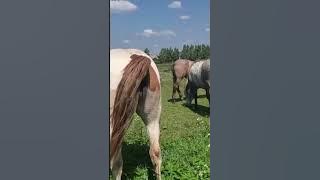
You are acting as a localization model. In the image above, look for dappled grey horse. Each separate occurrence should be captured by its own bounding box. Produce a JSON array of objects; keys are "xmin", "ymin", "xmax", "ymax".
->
[{"xmin": 185, "ymin": 59, "xmax": 210, "ymax": 108}]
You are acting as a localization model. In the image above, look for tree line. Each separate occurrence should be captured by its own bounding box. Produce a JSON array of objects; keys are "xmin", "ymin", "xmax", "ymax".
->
[{"xmin": 144, "ymin": 44, "xmax": 210, "ymax": 64}]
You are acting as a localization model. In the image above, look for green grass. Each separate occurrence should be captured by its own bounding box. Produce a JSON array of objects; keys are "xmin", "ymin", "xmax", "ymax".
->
[{"xmin": 111, "ymin": 63, "xmax": 210, "ymax": 179}]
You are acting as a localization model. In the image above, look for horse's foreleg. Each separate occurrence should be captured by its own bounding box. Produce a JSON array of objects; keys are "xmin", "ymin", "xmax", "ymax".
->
[
  {"xmin": 184, "ymin": 82, "xmax": 189, "ymax": 99},
  {"xmin": 185, "ymin": 83, "xmax": 192, "ymax": 105},
  {"xmin": 110, "ymin": 146, "xmax": 123, "ymax": 180}
]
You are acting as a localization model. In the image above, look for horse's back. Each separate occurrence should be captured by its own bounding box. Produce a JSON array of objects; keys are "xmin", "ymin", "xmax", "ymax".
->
[
  {"xmin": 201, "ymin": 59, "xmax": 210, "ymax": 87},
  {"xmin": 110, "ymin": 49, "xmax": 160, "ymax": 115},
  {"xmin": 189, "ymin": 60, "xmax": 210, "ymax": 89},
  {"xmin": 173, "ymin": 59, "xmax": 193, "ymax": 78},
  {"xmin": 110, "ymin": 49, "xmax": 160, "ymax": 89}
]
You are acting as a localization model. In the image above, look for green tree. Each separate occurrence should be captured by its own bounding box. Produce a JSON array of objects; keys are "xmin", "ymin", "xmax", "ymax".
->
[
  {"xmin": 180, "ymin": 45, "xmax": 187, "ymax": 59},
  {"xmin": 169, "ymin": 47, "xmax": 176, "ymax": 63},
  {"xmin": 144, "ymin": 48, "xmax": 150, "ymax": 55},
  {"xmin": 173, "ymin": 48, "xmax": 180, "ymax": 60},
  {"xmin": 158, "ymin": 48, "xmax": 165, "ymax": 63},
  {"xmin": 206, "ymin": 45, "xmax": 210, "ymax": 59},
  {"xmin": 155, "ymin": 44, "xmax": 210, "ymax": 64},
  {"xmin": 163, "ymin": 48, "xmax": 170, "ymax": 63},
  {"xmin": 185, "ymin": 45, "xmax": 190, "ymax": 59},
  {"xmin": 189, "ymin": 45, "xmax": 195, "ymax": 60},
  {"xmin": 153, "ymin": 57, "xmax": 159, "ymax": 64},
  {"xmin": 200, "ymin": 44, "xmax": 206, "ymax": 59},
  {"xmin": 194, "ymin": 45, "xmax": 201, "ymax": 60}
]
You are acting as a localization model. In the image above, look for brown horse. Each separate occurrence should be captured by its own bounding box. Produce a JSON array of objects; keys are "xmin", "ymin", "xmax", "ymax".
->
[
  {"xmin": 171, "ymin": 59, "xmax": 194, "ymax": 103},
  {"xmin": 110, "ymin": 49, "xmax": 162, "ymax": 180}
]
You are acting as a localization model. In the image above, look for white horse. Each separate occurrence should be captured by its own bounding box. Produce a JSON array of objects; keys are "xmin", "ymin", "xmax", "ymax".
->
[
  {"xmin": 110, "ymin": 49, "xmax": 162, "ymax": 180},
  {"xmin": 185, "ymin": 59, "xmax": 210, "ymax": 108}
]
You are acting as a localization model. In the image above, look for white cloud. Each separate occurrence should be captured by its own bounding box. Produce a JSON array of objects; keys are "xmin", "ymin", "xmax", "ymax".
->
[
  {"xmin": 110, "ymin": 0, "xmax": 137, "ymax": 14},
  {"xmin": 144, "ymin": 29, "xmax": 155, "ymax": 34},
  {"xmin": 137, "ymin": 29, "xmax": 176, "ymax": 38},
  {"xmin": 205, "ymin": 28, "xmax": 210, "ymax": 32},
  {"xmin": 179, "ymin": 15, "xmax": 190, "ymax": 20},
  {"xmin": 168, "ymin": 1, "xmax": 182, "ymax": 9},
  {"xmin": 160, "ymin": 30, "xmax": 176, "ymax": 36},
  {"xmin": 122, "ymin": 40, "xmax": 130, "ymax": 44}
]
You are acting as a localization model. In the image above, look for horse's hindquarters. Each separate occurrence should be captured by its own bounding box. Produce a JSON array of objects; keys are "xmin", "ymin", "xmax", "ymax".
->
[{"xmin": 109, "ymin": 48, "xmax": 162, "ymax": 179}]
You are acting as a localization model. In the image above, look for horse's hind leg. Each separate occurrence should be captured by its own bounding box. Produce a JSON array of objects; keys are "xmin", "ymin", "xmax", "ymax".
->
[
  {"xmin": 177, "ymin": 84, "xmax": 183, "ymax": 100},
  {"xmin": 172, "ymin": 73, "xmax": 178, "ymax": 103},
  {"xmin": 110, "ymin": 146, "xmax": 123, "ymax": 180},
  {"xmin": 172, "ymin": 83, "xmax": 177, "ymax": 103},
  {"xmin": 206, "ymin": 88, "xmax": 210, "ymax": 104},
  {"xmin": 145, "ymin": 114, "xmax": 161, "ymax": 180},
  {"xmin": 194, "ymin": 89, "xmax": 198, "ymax": 109},
  {"xmin": 172, "ymin": 78, "xmax": 182, "ymax": 103},
  {"xmin": 137, "ymin": 90, "xmax": 162, "ymax": 180}
]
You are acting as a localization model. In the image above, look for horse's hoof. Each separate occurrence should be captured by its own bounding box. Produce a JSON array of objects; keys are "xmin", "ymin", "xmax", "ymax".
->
[{"xmin": 171, "ymin": 98, "xmax": 175, "ymax": 103}]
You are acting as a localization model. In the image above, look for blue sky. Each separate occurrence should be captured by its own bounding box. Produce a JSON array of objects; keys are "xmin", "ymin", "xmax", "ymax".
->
[{"xmin": 110, "ymin": 0, "xmax": 210, "ymax": 54}]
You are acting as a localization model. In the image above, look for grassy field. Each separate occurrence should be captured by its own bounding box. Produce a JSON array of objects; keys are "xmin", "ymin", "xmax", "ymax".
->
[{"xmin": 111, "ymin": 63, "xmax": 210, "ymax": 179}]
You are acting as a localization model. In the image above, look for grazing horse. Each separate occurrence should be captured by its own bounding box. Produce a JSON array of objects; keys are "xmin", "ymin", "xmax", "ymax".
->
[
  {"xmin": 185, "ymin": 59, "xmax": 210, "ymax": 108},
  {"xmin": 171, "ymin": 59, "xmax": 194, "ymax": 103},
  {"xmin": 110, "ymin": 49, "xmax": 162, "ymax": 180}
]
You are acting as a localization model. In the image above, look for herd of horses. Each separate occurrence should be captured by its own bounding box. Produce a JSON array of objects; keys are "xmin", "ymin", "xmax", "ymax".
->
[
  {"xmin": 172, "ymin": 58, "xmax": 210, "ymax": 107},
  {"xmin": 110, "ymin": 48, "xmax": 210, "ymax": 180}
]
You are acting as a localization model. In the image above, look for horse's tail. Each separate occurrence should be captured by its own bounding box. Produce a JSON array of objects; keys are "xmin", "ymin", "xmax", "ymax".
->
[
  {"xmin": 110, "ymin": 54, "xmax": 151, "ymax": 158},
  {"xmin": 171, "ymin": 63, "xmax": 177, "ymax": 84}
]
